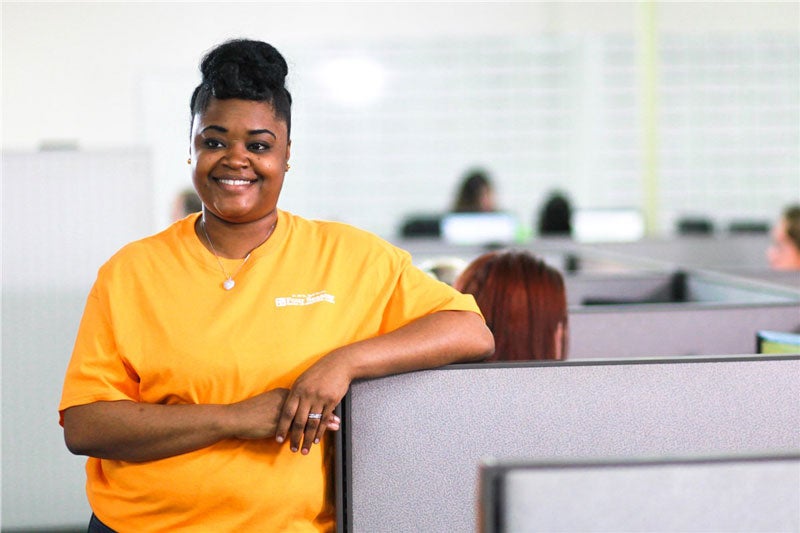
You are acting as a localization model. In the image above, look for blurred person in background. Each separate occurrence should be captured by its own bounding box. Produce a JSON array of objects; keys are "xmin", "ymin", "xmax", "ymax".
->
[
  {"xmin": 536, "ymin": 190, "xmax": 573, "ymax": 237},
  {"xmin": 452, "ymin": 168, "xmax": 497, "ymax": 213},
  {"xmin": 170, "ymin": 187, "xmax": 203, "ymax": 222},
  {"xmin": 767, "ymin": 204, "xmax": 800, "ymax": 270}
]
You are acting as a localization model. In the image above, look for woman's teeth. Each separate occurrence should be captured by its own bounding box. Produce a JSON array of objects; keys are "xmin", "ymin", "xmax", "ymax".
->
[{"xmin": 218, "ymin": 179, "xmax": 251, "ymax": 186}]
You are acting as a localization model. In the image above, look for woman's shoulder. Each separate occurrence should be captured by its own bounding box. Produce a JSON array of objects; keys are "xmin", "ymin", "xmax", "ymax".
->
[
  {"xmin": 283, "ymin": 211, "xmax": 409, "ymax": 259},
  {"xmin": 98, "ymin": 217, "xmax": 192, "ymax": 274}
]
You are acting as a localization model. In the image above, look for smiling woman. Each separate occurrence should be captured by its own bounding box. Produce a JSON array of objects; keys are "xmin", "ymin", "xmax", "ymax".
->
[{"xmin": 57, "ymin": 38, "xmax": 494, "ymax": 533}]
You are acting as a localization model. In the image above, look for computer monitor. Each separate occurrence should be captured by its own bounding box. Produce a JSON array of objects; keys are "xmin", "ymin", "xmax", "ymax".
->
[
  {"xmin": 573, "ymin": 208, "xmax": 645, "ymax": 243},
  {"xmin": 440, "ymin": 212, "xmax": 518, "ymax": 246},
  {"xmin": 757, "ymin": 330, "xmax": 800, "ymax": 354}
]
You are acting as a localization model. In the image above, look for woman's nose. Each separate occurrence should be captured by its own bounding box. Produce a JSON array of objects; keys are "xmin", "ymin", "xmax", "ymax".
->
[{"xmin": 223, "ymin": 143, "xmax": 249, "ymax": 168}]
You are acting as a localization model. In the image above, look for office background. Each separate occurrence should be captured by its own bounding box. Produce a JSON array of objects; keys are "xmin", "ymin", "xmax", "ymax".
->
[
  {"xmin": 3, "ymin": 2, "xmax": 798, "ymax": 237},
  {"xmin": 2, "ymin": 2, "xmax": 799, "ymax": 530}
]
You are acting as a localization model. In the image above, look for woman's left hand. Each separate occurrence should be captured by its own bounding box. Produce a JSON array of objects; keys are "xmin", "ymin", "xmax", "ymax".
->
[{"xmin": 275, "ymin": 351, "xmax": 353, "ymax": 454}]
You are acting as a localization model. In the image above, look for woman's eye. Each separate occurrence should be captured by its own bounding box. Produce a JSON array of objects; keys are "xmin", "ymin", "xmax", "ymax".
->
[
  {"xmin": 203, "ymin": 139, "xmax": 223, "ymax": 149},
  {"xmin": 249, "ymin": 142, "xmax": 270, "ymax": 152}
]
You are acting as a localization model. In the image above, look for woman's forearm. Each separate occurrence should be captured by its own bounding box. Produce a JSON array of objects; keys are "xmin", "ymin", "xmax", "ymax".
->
[
  {"xmin": 62, "ymin": 388, "xmax": 289, "ymax": 462},
  {"xmin": 335, "ymin": 309, "xmax": 495, "ymax": 380}
]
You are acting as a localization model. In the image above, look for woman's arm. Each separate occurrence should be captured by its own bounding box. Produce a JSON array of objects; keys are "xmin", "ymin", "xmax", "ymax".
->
[
  {"xmin": 62, "ymin": 388, "xmax": 340, "ymax": 462},
  {"xmin": 63, "ymin": 310, "xmax": 490, "ymax": 462},
  {"xmin": 275, "ymin": 310, "xmax": 494, "ymax": 454}
]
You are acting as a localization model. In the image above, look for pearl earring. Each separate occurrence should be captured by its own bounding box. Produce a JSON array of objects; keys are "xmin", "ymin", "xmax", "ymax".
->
[
  {"xmin": 187, "ymin": 158, "xmax": 191, "ymax": 165},
  {"xmin": 286, "ymin": 163, "xmax": 291, "ymax": 171}
]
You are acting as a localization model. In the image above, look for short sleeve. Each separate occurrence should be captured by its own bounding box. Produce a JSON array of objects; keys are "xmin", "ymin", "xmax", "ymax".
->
[
  {"xmin": 379, "ymin": 252, "xmax": 483, "ymax": 333},
  {"xmin": 58, "ymin": 282, "xmax": 140, "ymax": 425}
]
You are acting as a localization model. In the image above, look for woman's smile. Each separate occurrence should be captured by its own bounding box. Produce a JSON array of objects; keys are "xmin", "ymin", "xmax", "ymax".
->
[{"xmin": 214, "ymin": 176, "xmax": 259, "ymax": 189}]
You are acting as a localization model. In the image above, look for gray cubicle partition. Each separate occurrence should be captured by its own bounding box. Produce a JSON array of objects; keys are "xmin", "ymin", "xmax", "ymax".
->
[
  {"xmin": 479, "ymin": 454, "xmax": 800, "ymax": 533},
  {"xmin": 580, "ymin": 235, "xmax": 771, "ymax": 270},
  {"xmin": 399, "ymin": 238, "xmax": 667, "ymax": 277},
  {"xmin": 569, "ymin": 301, "xmax": 800, "ymax": 358},
  {"xmin": 568, "ymin": 266, "xmax": 800, "ymax": 307},
  {"xmin": 565, "ymin": 271, "xmax": 682, "ymax": 306},
  {"xmin": 568, "ymin": 270, "xmax": 800, "ymax": 358},
  {"xmin": 713, "ymin": 267, "xmax": 800, "ymax": 293},
  {"xmin": 336, "ymin": 356, "xmax": 800, "ymax": 532}
]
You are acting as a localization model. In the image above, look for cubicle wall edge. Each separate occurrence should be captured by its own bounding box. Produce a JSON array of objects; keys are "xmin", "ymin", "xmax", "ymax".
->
[{"xmin": 334, "ymin": 403, "xmax": 349, "ymax": 533}]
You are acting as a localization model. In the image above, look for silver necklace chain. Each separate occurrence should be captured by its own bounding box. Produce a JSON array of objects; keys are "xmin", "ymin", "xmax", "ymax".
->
[{"xmin": 201, "ymin": 218, "xmax": 276, "ymax": 291}]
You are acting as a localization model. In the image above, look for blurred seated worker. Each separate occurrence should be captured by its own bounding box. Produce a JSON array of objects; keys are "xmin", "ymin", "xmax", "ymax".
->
[
  {"xmin": 767, "ymin": 204, "xmax": 800, "ymax": 270},
  {"xmin": 676, "ymin": 216, "xmax": 714, "ymax": 235},
  {"xmin": 454, "ymin": 249, "xmax": 567, "ymax": 361},
  {"xmin": 727, "ymin": 219, "xmax": 769, "ymax": 234},
  {"xmin": 399, "ymin": 214, "xmax": 442, "ymax": 238},
  {"xmin": 536, "ymin": 191, "xmax": 573, "ymax": 237},
  {"xmin": 171, "ymin": 187, "xmax": 203, "ymax": 222},
  {"xmin": 452, "ymin": 168, "xmax": 497, "ymax": 213}
]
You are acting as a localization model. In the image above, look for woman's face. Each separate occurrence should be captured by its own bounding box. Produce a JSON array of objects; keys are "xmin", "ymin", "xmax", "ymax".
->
[
  {"xmin": 478, "ymin": 186, "xmax": 496, "ymax": 212},
  {"xmin": 190, "ymin": 98, "xmax": 290, "ymax": 225},
  {"xmin": 767, "ymin": 218, "xmax": 800, "ymax": 270}
]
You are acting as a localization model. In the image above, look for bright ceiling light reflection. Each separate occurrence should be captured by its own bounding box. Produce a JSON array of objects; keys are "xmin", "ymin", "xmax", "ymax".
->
[{"xmin": 318, "ymin": 56, "xmax": 386, "ymax": 107}]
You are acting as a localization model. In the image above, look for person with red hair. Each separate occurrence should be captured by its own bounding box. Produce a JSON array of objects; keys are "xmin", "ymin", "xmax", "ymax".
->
[{"xmin": 454, "ymin": 249, "xmax": 568, "ymax": 361}]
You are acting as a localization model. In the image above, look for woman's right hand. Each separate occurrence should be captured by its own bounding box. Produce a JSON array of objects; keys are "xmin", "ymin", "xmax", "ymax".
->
[{"xmin": 228, "ymin": 388, "xmax": 341, "ymax": 441}]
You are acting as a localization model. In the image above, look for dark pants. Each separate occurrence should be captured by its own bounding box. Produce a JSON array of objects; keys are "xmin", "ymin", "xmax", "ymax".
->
[{"xmin": 88, "ymin": 514, "xmax": 117, "ymax": 533}]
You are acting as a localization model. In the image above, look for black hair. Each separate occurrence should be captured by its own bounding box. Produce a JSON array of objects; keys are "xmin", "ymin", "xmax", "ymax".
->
[
  {"xmin": 537, "ymin": 191, "xmax": 573, "ymax": 236},
  {"xmin": 190, "ymin": 39, "xmax": 292, "ymax": 136},
  {"xmin": 453, "ymin": 168, "xmax": 493, "ymax": 213}
]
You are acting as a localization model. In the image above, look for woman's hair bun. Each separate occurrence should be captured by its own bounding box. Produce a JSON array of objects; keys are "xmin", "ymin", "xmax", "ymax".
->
[
  {"xmin": 200, "ymin": 39, "xmax": 288, "ymax": 98},
  {"xmin": 190, "ymin": 39, "xmax": 292, "ymax": 134}
]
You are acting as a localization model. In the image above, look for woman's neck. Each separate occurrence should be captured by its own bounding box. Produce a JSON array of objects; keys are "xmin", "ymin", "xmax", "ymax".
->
[{"xmin": 196, "ymin": 211, "xmax": 278, "ymax": 259}]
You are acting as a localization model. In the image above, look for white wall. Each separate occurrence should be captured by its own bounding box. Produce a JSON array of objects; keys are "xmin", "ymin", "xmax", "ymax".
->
[
  {"xmin": 0, "ymin": 2, "xmax": 618, "ymax": 149},
  {"xmin": 3, "ymin": 2, "xmax": 798, "ymax": 236},
  {"xmin": 3, "ymin": 2, "xmax": 795, "ymax": 150},
  {"xmin": 1, "ymin": 150, "xmax": 155, "ymax": 529}
]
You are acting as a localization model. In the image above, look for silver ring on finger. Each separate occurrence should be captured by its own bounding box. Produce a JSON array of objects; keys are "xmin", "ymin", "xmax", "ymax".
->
[{"xmin": 307, "ymin": 413, "xmax": 323, "ymax": 420}]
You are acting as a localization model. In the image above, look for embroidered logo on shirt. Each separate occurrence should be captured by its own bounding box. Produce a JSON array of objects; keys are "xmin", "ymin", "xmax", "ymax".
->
[{"xmin": 275, "ymin": 291, "xmax": 336, "ymax": 307}]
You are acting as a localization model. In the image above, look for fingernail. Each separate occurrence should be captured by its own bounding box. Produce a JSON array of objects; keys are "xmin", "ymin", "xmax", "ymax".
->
[
  {"xmin": 333, "ymin": 416, "xmax": 341, "ymax": 423},
  {"xmin": 276, "ymin": 436, "xmax": 284, "ymax": 443},
  {"xmin": 302, "ymin": 448, "xmax": 309, "ymax": 455},
  {"xmin": 314, "ymin": 438, "xmax": 320, "ymax": 444},
  {"xmin": 291, "ymin": 446, "xmax": 298, "ymax": 453}
]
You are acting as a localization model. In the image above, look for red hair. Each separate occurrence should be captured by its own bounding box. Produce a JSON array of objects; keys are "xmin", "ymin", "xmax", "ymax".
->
[{"xmin": 454, "ymin": 250, "xmax": 568, "ymax": 361}]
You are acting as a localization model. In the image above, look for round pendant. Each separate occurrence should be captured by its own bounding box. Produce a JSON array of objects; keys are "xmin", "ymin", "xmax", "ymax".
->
[{"xmin": 223, "ymin": 279, "xmax": 235, "ymax": 290}]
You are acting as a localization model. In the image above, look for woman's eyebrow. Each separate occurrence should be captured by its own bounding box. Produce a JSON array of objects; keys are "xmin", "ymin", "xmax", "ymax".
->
[
  {"xmin": 200, "ymin": 125, "xmax": 227, "ymax": 134},
  {"xmin": 249, "ymin": 128, "xmax": 276, "ymax": 139},
  {"xmin": 199, "ymin": 125, "xmax": 276, "ymax": 139}
]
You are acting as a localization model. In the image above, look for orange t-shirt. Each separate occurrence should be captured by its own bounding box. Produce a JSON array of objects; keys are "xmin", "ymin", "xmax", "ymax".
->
[{"xmin": 59, "ymin": 210, "xmax": 481, "ymax": 532}]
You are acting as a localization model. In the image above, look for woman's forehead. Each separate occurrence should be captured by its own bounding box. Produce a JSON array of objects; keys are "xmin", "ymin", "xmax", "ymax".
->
[{"xmin": 194, "ymin": 98, "xmax": 284, "ymax": 130}]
